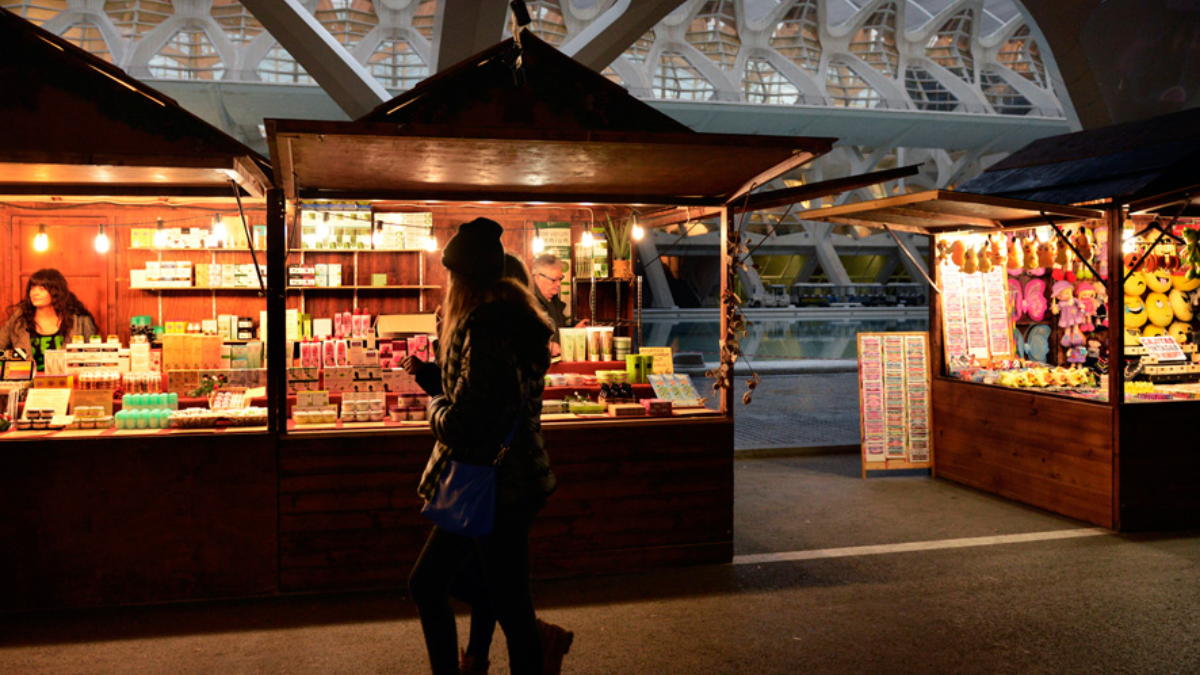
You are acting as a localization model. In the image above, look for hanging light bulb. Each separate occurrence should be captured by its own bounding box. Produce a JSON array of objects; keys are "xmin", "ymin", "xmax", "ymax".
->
[
  {"xmin": 372, "ymin": 221, "xmax": 384, "ymax": 249},
  {"xmin": 154, "ymin": 217, "xmax": 167, "ymax": 248},
  {"xmin": 94, "ymin": 224, "xmax": 110, "ymax": 253},
  {"xmin": 425, "ymin": 234, "xmax": 438, "ymax": 252},
  {"xmin": 532, "ymin": 236, "xmax": 545, "ymax": 254},
  {"xmin": 33, "ymin": 224, "xmax": 49, "ymax": 252},
  {"xmin": 581, "ymin": 231, "xmax": 594, "ymax": 248},
  {"xmin": 316, "ymin": 212, "xmax": 330, "ymax": 241},
  {"xmin": 631, "ymin": 223, "xmax": 644, "ymax": 241},
  {"xmin": 212, "ymin": 214, "xmax": 227, "ymax": 244}
]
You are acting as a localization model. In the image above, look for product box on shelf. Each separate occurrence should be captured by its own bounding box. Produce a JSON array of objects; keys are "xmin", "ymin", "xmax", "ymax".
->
[
  {"xmin": 381, "ymin": 367, "xmax": 420, "ymax": 393},
  {"xmin": 322, "ymin": 366, "xmax": 354, "ymax": 392},
  {"xmin": 287, "ymin": 367, "xmax": 321, "ymax": 395},
  {"xmin": 349, "ymin": 366, "xmax": 384, "ymax": 392}
]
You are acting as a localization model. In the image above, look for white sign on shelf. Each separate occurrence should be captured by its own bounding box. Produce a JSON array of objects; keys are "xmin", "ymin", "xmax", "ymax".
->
[{"xmin": 1140, "ymin": 335, "xmax": 1187, "ymax": 362}]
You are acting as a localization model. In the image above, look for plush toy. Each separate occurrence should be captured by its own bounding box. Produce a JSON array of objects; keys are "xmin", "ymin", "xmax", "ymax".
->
[
  {"xmin": 1183, "ymin": 228, "xmax": 1200, "ymax": 280},
  {"xmin": 1124, "ymin": 271, "xmax": 1147, "ymax": 296},
  {"xmin": 1169, "ymin": 321, "xmax": 1194, "ymax": 345},
  {"xmin": 1146, "ymin": 291, "xmax": 1174, "ymax": 327},
  {"xmin": 1095, "ymin": 226, "xmax": 1109, "ymax": 279},
  {"xmin": 977, "ymin": 244, "xmax": 993, "ymax": 274},
  {"xmin": 1051, "ymin": 280, "xmax": 1085, "ymax": 346},
  {"xmin": 988, "ymin": 235, "xmax": 1006, "ymax": 267},
  {"xmin": 1075, "ymin": 281, "xmax": 1101, "ymax": 332},
  {"xmin": 1145, "ymin": 270, "xmax": 1172, "ymax": 293},
  {"xmin": 951, "ymin": 239, "xmax": 966, "ymax": 268},
  {"xmin": 1169, "ymin": 287, "xmax": 1193, "ymax": 322},
  {"xmin": 1037, "ymin": 240, "xmax": 1055, "ymax": 269},
  {"xmin": 936, "ymin": 239, "xmax": 952, "ymax": 266},
  {"xmin": 962, "ymin": 246, "xmax": 979, "ymax": 274},
  {"xmin": 1125, "ymin": 295, "xmax": 1148, "ymax": 329},
  {"xmin": 1007, "ymin": 236, "xmax": 1023, "ymax": 274},
  {"xmin": 1055, "ymin": 236, "xmax": 1072, "ymax": 268},
  {"xmin": 1066, "ymin": 345, "xmax": 1088, "ymax": 364},
  {"xmin": 1023, "ymin": 237, "xmax": 1039, "ymax": 272}
]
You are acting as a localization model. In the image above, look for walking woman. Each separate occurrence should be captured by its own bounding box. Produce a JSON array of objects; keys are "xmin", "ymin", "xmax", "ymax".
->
[
  {"xmin": 0, "ymin": 268, "xmax": 97, "ymax": 371},
  {"xmin": 410, "ymin": 218, "xmax": 562, "ymax": 675}
]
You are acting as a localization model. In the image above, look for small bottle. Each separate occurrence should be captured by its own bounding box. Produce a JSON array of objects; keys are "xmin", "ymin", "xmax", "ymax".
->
[
  {"xmin": 341, "ymin": 308, "xmax": 353, "ymax": 337},
  {"xmin": 598, "ymin": 383, "xmax": 611, "ymax": 403}
]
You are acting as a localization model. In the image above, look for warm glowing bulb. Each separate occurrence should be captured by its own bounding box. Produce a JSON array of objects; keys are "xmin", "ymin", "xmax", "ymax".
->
[
  {"xmin": 631, "ymin": 224, "xmax": 644, "ymax": 241},
  {"xmin": 212, "ymin": 216, "xmax": 227, "ymax": 242},
  {"xmin": 373, "ymin": 227, "xmax": 384, "ymax": 249},
  {"xmin": 33, "ymin": 225, "xmax": 48, "ymax": 252},
  {"xmin": 532, "ymin": 236, "xmax": 545, "ymax": 254},
  {"xmin": 94, "ymin": 225, "xmax": 110, "ymax": 253},
  {"xmin": 425, "ymin": 235, "xmax": 438, "ymax": 252},
  {"xmin": 317, "ymin": 214, "xmax": 330, "ymax": 240},
  {"xmin": 581, "ymin": 231, "xmax": 594, "ymax": 247},
  {"xmin": 154, "ymin": 228, "xmax": 167, "ymax": 248}
]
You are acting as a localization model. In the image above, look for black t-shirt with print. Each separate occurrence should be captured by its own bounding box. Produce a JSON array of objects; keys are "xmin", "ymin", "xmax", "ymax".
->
[{"xmin": 31, "ymin": 329, "xmax": 63, "ymax": 371}]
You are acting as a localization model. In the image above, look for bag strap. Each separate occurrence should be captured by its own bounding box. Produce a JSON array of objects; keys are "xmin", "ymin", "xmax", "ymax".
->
[{"xmin": 494, "ymin": 385, "xmax": 530, "ymax": 466}]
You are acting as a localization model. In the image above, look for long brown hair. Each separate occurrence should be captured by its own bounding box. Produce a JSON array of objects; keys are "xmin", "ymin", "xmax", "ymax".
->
[
  {"xmin": 12, "ymin": 268, "xmax": 93, "ymax": 336},
  {"xmin": 438, "ymin": 269, "xmax": 550, "ymax": 362}
]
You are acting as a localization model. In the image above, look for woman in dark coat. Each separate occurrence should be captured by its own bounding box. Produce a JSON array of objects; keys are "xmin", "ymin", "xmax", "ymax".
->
[
  {"xmin": 409, "ymin": 218, "xmax": 559, "ymax": 675},
  {"xmin": 0, "ymin": 268, "xmax": 97, "ymax": 371}
]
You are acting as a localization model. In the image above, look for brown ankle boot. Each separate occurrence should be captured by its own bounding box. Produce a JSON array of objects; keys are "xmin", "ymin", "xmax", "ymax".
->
[
  {"xmin": 459, "ymin": 649, "xmax": 489, "ymax": 675},
  {"xmin": 537, "ymin": 618, "xmax": 574, "ymax": 675}
]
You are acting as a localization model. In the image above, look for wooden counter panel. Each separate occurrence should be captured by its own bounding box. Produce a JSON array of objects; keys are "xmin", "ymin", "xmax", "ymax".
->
[
  {"xmin": 1117, "ymin": 401, "xmax": 1200, "ymax": 531},
  {"xmin": 0, "ymin": 434, "xmax": 277, "ymax": 611},
  {"xmin": 933, "ymin": 379, "xmax": 1114, "ymax": 528},
  {"xmin": 277, "ymin": 417, "xmax": 733, "ymax": 592}
]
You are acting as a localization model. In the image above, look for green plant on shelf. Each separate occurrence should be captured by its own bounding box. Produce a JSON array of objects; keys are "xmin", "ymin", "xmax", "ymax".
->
[{"xmin": 603, "ymin": 214, "xmax": 633, "ymax": 261}]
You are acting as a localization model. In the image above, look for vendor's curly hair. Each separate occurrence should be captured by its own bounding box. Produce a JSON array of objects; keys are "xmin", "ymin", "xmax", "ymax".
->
[{"xmin": 12, "ymin": 268, "xmax": 94, "ymax": 336}]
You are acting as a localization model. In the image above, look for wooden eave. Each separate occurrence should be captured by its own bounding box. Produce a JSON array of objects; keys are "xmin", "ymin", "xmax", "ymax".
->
[
  {"xmin": 267, "ymin": 119, "xmax": 833, "ymax": 206},
  {"xmin": 794, "ymin": 190, "xmax": 1105, "ymax": 235}
]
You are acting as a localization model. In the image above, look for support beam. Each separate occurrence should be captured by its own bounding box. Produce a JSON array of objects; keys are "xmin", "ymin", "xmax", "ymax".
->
[
  {"xmin": 890, "ymin": 231, "xmax": 932, "ymax": 288},
  {"xmin": 433, "ymin": 0, "xmax": 510, "ymax": 73},
  {"xmin": 806, "ymin": 223, "xmax": 853, "ymax": 286},
  {"xmin": 795, "ymin": 254, "xmax": 820, "ymax": 283},
  {"xmin": 636, "ymin": 234, "xmax": 677, "ymax": 309},
  {"xmin": 874, "ymin": 253, "xmax": 901, "ymax": 284},
  {"xmin": 241, "ymin": 0, "xmax": 389, "ymax": 119},
  {"xmin": 562, "ymin": 0, "xmax": 684, "ymax": 72}
]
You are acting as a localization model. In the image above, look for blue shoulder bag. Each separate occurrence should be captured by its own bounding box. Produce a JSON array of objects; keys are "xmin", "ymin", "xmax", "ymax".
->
[{"xmin": 421, "ymin": 396, "xmax": 526, "ymax": 537}]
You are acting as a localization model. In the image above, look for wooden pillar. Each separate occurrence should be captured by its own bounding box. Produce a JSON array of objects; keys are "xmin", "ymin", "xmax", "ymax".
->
[{"xmin": 267, "ymin": 187, "xmax": 287, "ymax": 434}]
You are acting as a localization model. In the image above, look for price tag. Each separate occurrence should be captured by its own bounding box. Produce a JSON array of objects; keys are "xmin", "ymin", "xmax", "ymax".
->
[{"xmin": 1140, "ymin": 335, "xmax": 1187, "ymax": 362}]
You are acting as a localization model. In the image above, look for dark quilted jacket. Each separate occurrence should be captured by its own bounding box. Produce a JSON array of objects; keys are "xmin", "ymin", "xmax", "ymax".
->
[{"xmin": 419, "ymin": 283, "xmax": 556, "ymax": 507}]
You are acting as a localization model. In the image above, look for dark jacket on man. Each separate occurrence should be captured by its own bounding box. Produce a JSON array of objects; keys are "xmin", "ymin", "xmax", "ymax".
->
[{"xmin": 534, "ymin": 287, "xmax": 570, "ymax": 341}]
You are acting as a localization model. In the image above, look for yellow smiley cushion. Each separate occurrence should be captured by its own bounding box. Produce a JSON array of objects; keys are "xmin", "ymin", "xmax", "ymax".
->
[
  {"xmin": 1124, "ymin": 271, "xmax": 1147, "ymax": 296},
  {"xmin": 1143, "ymin": 325, "xmax": 1166, "ymax": 337},
  {"xmin": 1125, "ymin": 294, "xmax": 1148, "ymax": 328},
  {"xmin": 1146, "ymin": 291, "xmax": 1174, "ymax": 327},
  {"xmin": 1124, "ymin": 327, "xmax": 1143, "ymax": 346},
  {"xmin": 1169, "ymin": 288, "xmax": 1193, "ymax": 322},
  {"xmin": 1173, "ymin": 273, "xmax": 1200, "ymax": 291},
  {"xmin": 1169, "ymin": 321, "xmax": 1194, "ymax": 344},
  {"xmin": 1145, "ymin": 270, "xmax": 1173, "ymax": 293}
]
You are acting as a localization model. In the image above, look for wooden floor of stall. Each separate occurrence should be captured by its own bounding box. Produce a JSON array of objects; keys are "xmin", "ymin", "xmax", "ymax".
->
[{"xmin": 0, "ymin": 416, "xmax": 732, "ymax": 611}]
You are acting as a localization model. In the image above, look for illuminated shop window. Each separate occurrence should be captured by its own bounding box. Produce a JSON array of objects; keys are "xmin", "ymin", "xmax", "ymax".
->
[
  {"xmin": 526, "ymin": 0, "xmax": 568, "ymax": 46},
  {"xmin": 368, "ymin": 38, "xmax": 429, "ymax": 91},
  {"xmin": 997, "ymin": 24, "xmax": 1046, "ymax": 87},
  {"xmin": 743, "ymin": 57, "xmax": 799, "ymax": 104},
  {"xmin": 981, "ymin": 69, "xmax": 1032, "ymax": 115},
  {"xmin": 149, "ymin": 27, "xmax": 225, "ymax": 81},
  {"xmin": 686, "ymin": 0, "xmax": 740, "ymax": 69},
  {"xmin": 769, "ymin": 0, "xmax": 821, "ymax": 75},
  {"xmin": 623, "ymin": 29, "xmax": 654, "ymax": 64},
  {"xmin": 653, "ymin": 50, "xmax": 715, "ymax": 101},
  {"xmin": 1, "ymin": 0, "xmax": 66, "ymax": 24},
  {"xmin": 849, "ymin": 2, "xmax": 898, "ymax": 78},
  {"xmin": 315, "ymin": 0, "xmax": 378, "ymax": 48},
  {"xmin": 105, "ymin": 0, "xmax": 172, "ymax": 40},
  {"xmin": 926, "ymin": 9, "xmax": 974, "ymax": 83},
  {"xmin": 905, "ymin": 65, "xmax": 958, "ymax": 112},
  {"xmin": 61, "ymin": 20, "xmax": 112, "ymax": 63},
  {"xmin": 212, "ymin": 0, "xmax": 263, "ymax": 44},
  {"xmin": 413, "ymin": 0, "xmax": 436, "ymax": 39},
  {"xmin": 257, "ymin": 43, "xmax": 314, "ymax": 84},
  {"xmin": 826, "ymin": 60, "xmax": 883, "ymax": 108}
]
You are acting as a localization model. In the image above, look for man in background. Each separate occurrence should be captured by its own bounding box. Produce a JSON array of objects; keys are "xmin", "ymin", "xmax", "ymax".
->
[{"xmin": 531, "ymin": 254, "xmax": 587, "ymax": 356}]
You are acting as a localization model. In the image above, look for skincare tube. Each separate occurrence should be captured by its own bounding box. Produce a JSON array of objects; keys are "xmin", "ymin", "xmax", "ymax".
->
[
  {"xmin": 558, "ymin": 328, "xmax": 576, "ymax": 361},
  {"xmin": 586, "ymin": 327, "xmax": 603, "ymax": 362},
  {"xmin": 599, "ymin": 327, "xmax": 614, "ymax": 361}
]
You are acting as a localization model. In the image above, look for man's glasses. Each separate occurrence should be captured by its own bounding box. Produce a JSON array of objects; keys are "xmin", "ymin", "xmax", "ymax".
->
[{"xmin": 537, "ymin": 273, "xmax": 564, "ymax": 284}]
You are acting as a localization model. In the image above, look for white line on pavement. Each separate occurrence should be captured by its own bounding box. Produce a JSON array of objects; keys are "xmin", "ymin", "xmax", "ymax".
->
[{"xmin": 733, "ymin": 528, "xmax": 1111, "ymax": 566}]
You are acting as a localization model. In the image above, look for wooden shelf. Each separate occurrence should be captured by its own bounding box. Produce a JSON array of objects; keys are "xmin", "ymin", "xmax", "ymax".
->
[
  {"xmin": 287, "ymin": 248, "xmax": 427, "ymax": 254},
  {"xmin": 131, "ymin": 285, "xmax": 263, "ymax": 291},
  {"xmin": 129, "ymin": 248, "xmax": 261, "ymax": 253}
]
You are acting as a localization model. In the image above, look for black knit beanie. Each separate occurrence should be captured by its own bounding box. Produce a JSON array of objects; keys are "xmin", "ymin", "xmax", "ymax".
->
[{"xmin": 441, "ymin": 217, "xmax": 505, "ymax": 282}]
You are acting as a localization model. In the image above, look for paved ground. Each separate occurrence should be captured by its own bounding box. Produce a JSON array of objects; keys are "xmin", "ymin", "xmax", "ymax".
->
[{"xmin": 4, "ymin": 453, "xmax": 1199, "ymax": 675}]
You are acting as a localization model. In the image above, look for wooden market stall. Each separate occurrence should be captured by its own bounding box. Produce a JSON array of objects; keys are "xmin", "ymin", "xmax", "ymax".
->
[
  {"xmin": 798, "ymin": 108, "xmax": 1200, "ymax": 531},
  {"xmin": 263, "ymin": 32, "xmax": 835, "ymax": 593},
  {"xmin": 0, "ymin": 9, "xmax": 279, "ymax": 611}
]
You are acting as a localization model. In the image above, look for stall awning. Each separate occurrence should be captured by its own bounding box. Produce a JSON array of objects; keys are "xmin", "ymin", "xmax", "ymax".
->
[
  {"xmin": 794, "ymin": 189, "xmax": 1105, "ymax": 235},
  {"xmin": 268, "ymin": 120, "xmax": 832, "ymax": 206},
  {"xmin": 0, "ymin": 9, "xmax": 270, "ymax": 198}
]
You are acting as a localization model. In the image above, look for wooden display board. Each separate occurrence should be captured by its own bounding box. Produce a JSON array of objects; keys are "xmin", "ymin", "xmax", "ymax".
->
[{"xmin": 857, "ymin": 332, "xmax": 933, "ymax": 477}]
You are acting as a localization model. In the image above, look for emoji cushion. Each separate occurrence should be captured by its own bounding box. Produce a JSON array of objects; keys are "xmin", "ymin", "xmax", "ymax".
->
[
  {"xmin": 1125, "ymin": 294, "xmax": 1148, "ymax": 328},
  {"xmin": 1124, "ymin": 271, "xmax": 1147, "ymax": 296},
  {"xmin": 1146, "ymin": 291, "xmax": 1174, "ymax": 327},
  {"xmin": 1172, "ymin": 274, "xmax": 1200, "ymax": 291},
  {"xmin": 1145, "ymin": 270, "xmax": 1172, "ymax": 293},
  {"xmin": 1169, "ymin": 321, "xmax": 1194, "ymax": 344},
  {"xmin": 1169, "ymin": 288, "xmax": 1193, "ymax": 322}
]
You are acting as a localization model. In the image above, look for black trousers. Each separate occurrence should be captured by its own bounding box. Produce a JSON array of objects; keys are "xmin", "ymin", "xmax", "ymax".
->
[{"xmin": 409, "ymin": 501, "xmax": 543, "ymax": 675}]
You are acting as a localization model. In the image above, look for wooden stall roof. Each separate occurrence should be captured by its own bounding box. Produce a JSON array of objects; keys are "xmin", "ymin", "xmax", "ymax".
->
[
  {"xmin": 0, "ymin": 8, "xmax": 270, "ymax": 198},
  {"xmin": 793, "ymin": 189, "xmax": 1104, "ymax": 234},
  {"xmin": 957, "ymin": 108, "xmax": 1200, "ymax": 210},
  {"xmin": 269, "ymin": 120, "xmax": 830, "ymax": 205},
  {"xmin": 268, "ymin": 31, "xmax": 833, "ymax": 205}
]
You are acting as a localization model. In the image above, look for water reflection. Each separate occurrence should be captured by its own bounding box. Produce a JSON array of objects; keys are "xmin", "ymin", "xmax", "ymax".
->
[{"xmin": 643, "ymin": 316, "xmax": 930, "ymax": 361}]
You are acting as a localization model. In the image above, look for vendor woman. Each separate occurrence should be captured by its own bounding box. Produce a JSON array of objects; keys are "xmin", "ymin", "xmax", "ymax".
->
[{"xmin": 0, "ymin": 269, "xmax": 97, "ymax": 371}]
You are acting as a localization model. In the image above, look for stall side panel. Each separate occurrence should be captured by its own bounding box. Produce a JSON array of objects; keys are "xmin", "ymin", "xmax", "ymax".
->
[
  {"xmin": 1117, "ymin": 401, "xmax": 1200, "ymax": 531},
  {"xmin": 933, "ymin": 378, "xmax": 1114, "ymax": 528}
]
